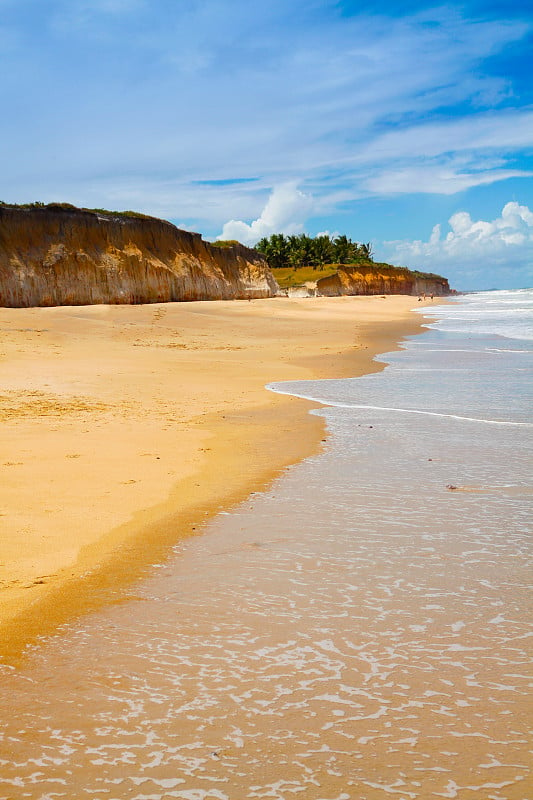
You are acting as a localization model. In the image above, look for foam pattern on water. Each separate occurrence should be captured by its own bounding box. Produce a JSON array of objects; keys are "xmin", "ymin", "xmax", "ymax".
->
[
  {"xmin": 269, "ymin": 289, "xmax": 532, "ymax": 427},
  {"xmin": 420, "ymin": 289, "xmax": 533, "ymax": 342},
  {"xmin": 1, "ymin": 420, "xmax": 531, "ymax": 798},
  {"xmin": 0, "ymin": 292, "xmax": 531, "ymax": 799}
]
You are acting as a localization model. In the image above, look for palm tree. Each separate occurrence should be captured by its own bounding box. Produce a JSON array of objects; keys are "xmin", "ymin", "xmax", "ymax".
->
[
  {"xmin": 313, "ymin": 235, "xmax": 335, "ymax": 267},
  {"xmin": 333, "ymin": 234, "xmax": 351, "ymax": 264},
  {"xmin": 256, "ymin": 234, "xmax": 289, "ymax": 269},
  {"xmin": 360, "ymin": 241, "xmax": 374, "ymax": 260}
]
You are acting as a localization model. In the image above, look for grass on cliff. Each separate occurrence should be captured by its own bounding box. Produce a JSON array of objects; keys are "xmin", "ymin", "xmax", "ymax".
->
[
  {"xmin": 272, "ymin": 262, "xmax": 402, "ymax": 289},
  {"xmin": 0, "ymin": 201, "xmax": 159, "ymax": 221},
  {"xmin": 272, "ymin": 262, "xmax": 447, "ymax": 289},
  {"xmin": 210, "ymin": 239, "xmax": 241, "ymax": 249},
  {"xmin": 272, "ymin": 265, "xmax": 340, "ymax": 288}
]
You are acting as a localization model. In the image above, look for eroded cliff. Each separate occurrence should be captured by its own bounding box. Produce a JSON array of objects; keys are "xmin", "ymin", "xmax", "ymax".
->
[
  {"xmin": 315, "ymin": 263, "xmax": 450, "ymax": 297},
  {"xmin": 0, "ymin": 204, "xmax": 278, "ymax": 307}
]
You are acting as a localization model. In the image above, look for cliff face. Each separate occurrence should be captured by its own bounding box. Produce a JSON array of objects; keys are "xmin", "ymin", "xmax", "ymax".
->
[
  {"xmin": 0, "ymin": 205, "xmax": 279, "ymax": 307},
  {"xmin": 315, "ymin": 264, "xmax": 450, "ymax": 297}
]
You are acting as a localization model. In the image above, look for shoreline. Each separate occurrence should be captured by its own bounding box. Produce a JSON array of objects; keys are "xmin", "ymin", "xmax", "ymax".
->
[{"xmin": 0, "ymin": 295, "xmax": 435, "ymax": 662}]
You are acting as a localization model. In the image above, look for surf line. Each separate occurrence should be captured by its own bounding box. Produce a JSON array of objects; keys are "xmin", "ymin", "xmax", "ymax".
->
[{"xmin": 266, "ymin": 385, "xmax": 532, "ymax": 427}]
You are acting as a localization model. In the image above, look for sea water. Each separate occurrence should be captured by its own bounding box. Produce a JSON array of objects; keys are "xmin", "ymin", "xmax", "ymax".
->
[{"xmin": 0, "ymin": 290, "xmax": 531, "ymax": 799}]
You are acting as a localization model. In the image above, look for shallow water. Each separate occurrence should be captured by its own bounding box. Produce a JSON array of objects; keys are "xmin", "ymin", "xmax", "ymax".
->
[{"xmin": 0, "ymin": 291, "xmax": 531, "ymax": 799}]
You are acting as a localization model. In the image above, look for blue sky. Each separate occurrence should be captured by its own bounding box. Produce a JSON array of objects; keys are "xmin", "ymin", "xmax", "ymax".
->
[{"xmin": 1, "ymin": 0, "xmax": 532, "ymax": 289}]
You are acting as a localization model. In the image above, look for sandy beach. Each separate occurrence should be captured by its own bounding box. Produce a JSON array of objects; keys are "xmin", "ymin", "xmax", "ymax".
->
[
  {"xmin": 1, "ymin": 292, "xmax": 531, "ymax": 800},
  {"xmin": 0, "ymin": 295, "xmax": 431, "ymax": 661}
]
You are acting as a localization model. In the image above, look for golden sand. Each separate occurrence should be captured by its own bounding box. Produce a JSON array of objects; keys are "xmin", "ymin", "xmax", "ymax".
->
[{"xmin": 0, "ymin": 295, "xmax": 432, "ymax": 660}]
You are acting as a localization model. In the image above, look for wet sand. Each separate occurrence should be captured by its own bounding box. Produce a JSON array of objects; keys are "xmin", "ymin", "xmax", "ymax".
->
[
  {"xmin": 0, "ymin": 295, "xmax": 429, "ymax": 661},
  {"xmin": 0, "ymin": 310, "xmax": 530, "ymax": 799}
]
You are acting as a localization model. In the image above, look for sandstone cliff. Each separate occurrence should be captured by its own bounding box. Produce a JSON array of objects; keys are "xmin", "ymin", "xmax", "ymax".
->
[
  {"xmin": 0, "ymin": 204, "xmax": 278, "ymax": 307},
  {"xmin": 315, "ymin": 263, "xmax": 450, "ymax": 297}
]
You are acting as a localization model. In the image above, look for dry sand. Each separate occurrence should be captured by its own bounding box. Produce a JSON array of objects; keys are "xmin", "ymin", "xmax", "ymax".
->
[{"xmin": 0, "ymin": 295, "xmax": 432, "ymax": 660}]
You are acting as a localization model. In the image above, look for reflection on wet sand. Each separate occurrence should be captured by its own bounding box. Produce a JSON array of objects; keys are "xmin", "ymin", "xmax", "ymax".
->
[{"xmin": 0, "ymin": 405, "xmax": 530, "ymax": 799}]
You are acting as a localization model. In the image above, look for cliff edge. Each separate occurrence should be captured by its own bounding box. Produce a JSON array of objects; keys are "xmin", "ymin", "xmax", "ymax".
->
[
  {"xmin": 315, "ymin": 263, "xmax": 450, "ymax": 297},
  {"xmin": 0, "ymin": 204, "xmax": 279, "ymax": 307}
]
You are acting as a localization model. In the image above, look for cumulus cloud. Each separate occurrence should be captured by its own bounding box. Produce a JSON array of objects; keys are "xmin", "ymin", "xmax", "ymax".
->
[
  {"xmin": 383, "ymin": 202, "xmax": 533, "ymax": 290},
  {"xmin": 217, "ymin": 183, "xmax": 314, "ymax": 245}
]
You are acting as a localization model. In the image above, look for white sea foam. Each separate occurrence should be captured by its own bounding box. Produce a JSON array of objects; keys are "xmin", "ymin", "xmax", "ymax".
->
[
  {"xmin": 268, "ymin": 387, "xmax": 533, "ymax": 426},
  {"xmin": 418, "ymin": 288, "xmax": 533, "ymax": 340},
  {"xmin": 269, "ymin": 290, "xmax": 532, "ymax": 437},
  {"xmin": 0, "ymin": 289, "xmax": 531, "ymax": 800}
]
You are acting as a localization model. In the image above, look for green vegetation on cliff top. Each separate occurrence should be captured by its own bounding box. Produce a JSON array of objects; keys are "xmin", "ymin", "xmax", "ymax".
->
[
  {"xmin": 255, "ymin": 232, "xmax": 374, "ymax": 269},
  {"xmin": 271, "ymin": 265, "xmax": 340, "ymax": 288},
  {"xmin": 0, "ymin": 201, "xmax": 160, "ymax": 222},
  {"xmin": 255, "ymin": 233, "xmax": 447, "ymax": 285},
  {"xmin": 210, "ymin": 239, "xmax": 242, "ymax": 248},
  {"xmin": 273, "ymin": 264, "xmax": 447, "ymax": 289}
]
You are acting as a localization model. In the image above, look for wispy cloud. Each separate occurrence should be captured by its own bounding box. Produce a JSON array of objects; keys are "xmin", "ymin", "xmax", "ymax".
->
[
  {"xmin": 2, "ymin": 5, "xmax": 530, "ymax": 191},
  {"xmin": 356, "ymin": 110, "xmax": 533, "ymax": 167},
  {"xmin": 0, "ymin": 1, "xmax": 531, "ymax": 287},
  {"xmin": 364, "ymin": 164, "xmax": 531, "ymax": 196}
]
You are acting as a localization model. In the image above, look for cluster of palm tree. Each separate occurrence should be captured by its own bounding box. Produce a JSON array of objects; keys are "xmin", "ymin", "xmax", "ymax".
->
[{"xmin": 255, "ymin": 233, "xmax": 373, "ymax": 269}]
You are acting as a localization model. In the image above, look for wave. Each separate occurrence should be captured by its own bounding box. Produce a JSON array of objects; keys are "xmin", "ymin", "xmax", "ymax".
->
[
  {"xmin": 418, "ymin": 289, "xmax": 533, "ymax": 342},
  {"xmin": 267, "ymin": 385, "xmax": 532, "ymax": 426}
]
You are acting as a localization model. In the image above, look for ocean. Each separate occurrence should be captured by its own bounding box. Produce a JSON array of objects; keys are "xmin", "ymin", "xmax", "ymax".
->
[{"xmin": 0, "ymin": 290, "xmax": 531, "ymax": 799}]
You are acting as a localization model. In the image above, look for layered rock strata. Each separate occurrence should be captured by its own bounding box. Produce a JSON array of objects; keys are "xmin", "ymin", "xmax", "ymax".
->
[
  {"xmin": 0, "ymin": 205, "xmax": 278, "ymax": 307},
  {"xmin": 316, "ymin": 264, "xmax": 450, "ymax": 297}
]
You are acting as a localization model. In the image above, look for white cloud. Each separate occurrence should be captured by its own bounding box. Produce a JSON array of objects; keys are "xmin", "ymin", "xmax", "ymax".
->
[
  {"xmin": 316, "ymin": 229, "xmax": 340, "ymax": 239},
  {"xmin": 383, "ymin": 202, "xmax": 533, "ymax": 290},
  {"xmin": 2, "ymin": 0, "xmax": 532, "ymax": 298},
  {"xmin": 356, "ymin": 110, "xmax": 533, "ymax": 167},
  {"xmin": 2, "ymin": 3, "xmax": 531, "ymax": 219},
  {"xmin": 217, "ymin": 183, "xmax": 314, "ymax": 245},
  {"xmin": 364, "ymin": 163, "xmax": 531, "ymax": 196}
]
